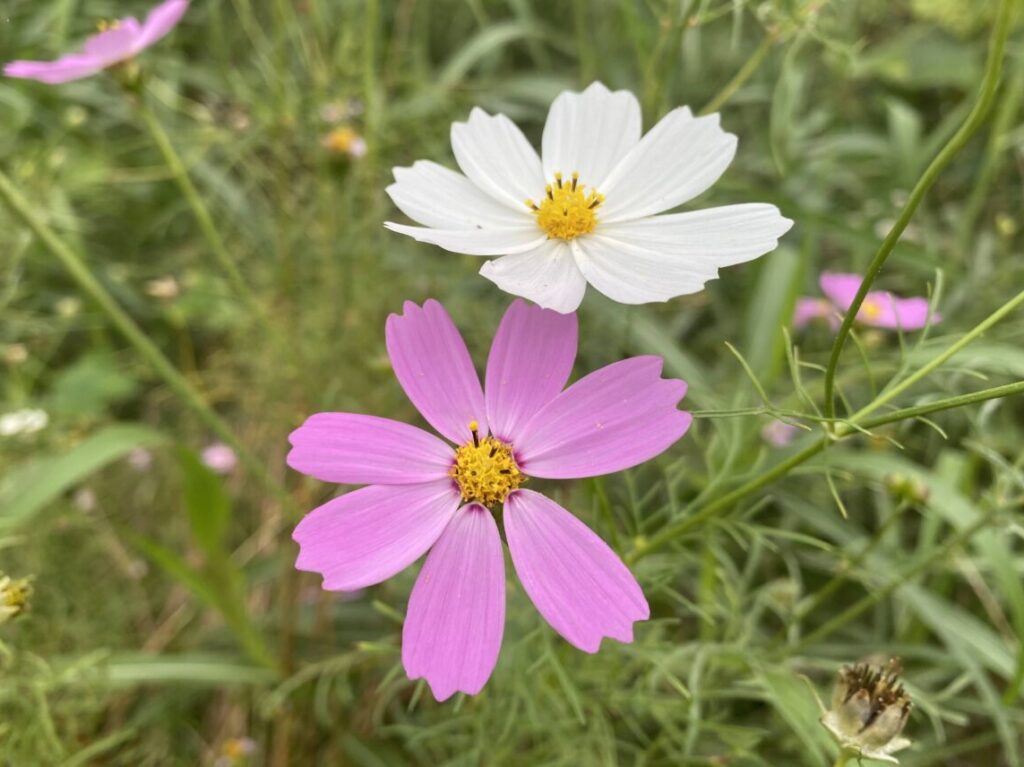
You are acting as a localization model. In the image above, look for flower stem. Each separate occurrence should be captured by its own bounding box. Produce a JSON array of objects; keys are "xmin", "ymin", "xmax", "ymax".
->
[
  {"xmin": 133, "ymin": 91, "xmax": 273, "ymax": 334},
  {"xmin": 832, "ymin": 749, "xmax": 856, "ymax": 767},
  {"xmin": 629, "ymin": 379, "xmax": 1024, "ymax": 562},
  {"xmin": 820, "ymin": 0, "xmax": 1015, "ymax": 420},
  {"xmin": 0, "ymin": 168, "xmax": 290, "ymax": 508},
  {"xmin": 699, "ymin": 32, "xmax": 776, "ymax": 116}
]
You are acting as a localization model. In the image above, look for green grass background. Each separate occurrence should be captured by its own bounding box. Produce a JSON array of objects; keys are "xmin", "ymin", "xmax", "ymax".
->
[{"xmin": 1, "ymin": 0, "xmax": 1023, "ymax": 764}]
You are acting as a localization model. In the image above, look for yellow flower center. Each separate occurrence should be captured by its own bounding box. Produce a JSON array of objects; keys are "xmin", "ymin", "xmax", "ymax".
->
[
  {"xmin": 97, "ymin": 20, "xmax": 122, "ymax": 31},
  {"xmin": 449, "ymin": 421, "xmax": 526, "ymax": 506},
  {"xmin": 0, "ymin": 575, "xmax": 31, "ymax": 623},
  {"xmin": 323, "ymin": 126, "xmax": 360, "ymax": 154},
  {"xmin": 526, "ymin": 172, "xmax": 604, "ymax": 241},
  {"xmin": 860, "ymin": 299, "xmax": 882, "ymax": 321}
]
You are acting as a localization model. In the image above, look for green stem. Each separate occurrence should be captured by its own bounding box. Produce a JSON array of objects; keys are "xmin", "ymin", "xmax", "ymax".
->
[
  {"xmin": 629, "ymin": 380, "xmax": 1024, "ymax": 562},
  {"xmin": 0, "ymin": 168, "xmax": 290, "ymax": 508},
  {"xmin": 699, "ymin": 32, "xmax": 776, "ymax": 115},
  {"xmin": 850, "ymin": 287, "xmax": 1024, "ymax": 423},
  {"xmin": 134, "ymin": 92, "xmax": 272, "ymax": 333},
  {"xmin": 832, "ymin": 749, "xmax": 856, "ymax": 767},
  {"xmin": 821, "ymin": 0, "xmax": 1015, "ymax": 420}
]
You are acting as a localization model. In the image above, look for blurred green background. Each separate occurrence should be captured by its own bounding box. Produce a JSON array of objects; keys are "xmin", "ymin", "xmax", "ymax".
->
[{"xmin": 2, "ymin": 0, "xmax": 1023, "ymax": 764}]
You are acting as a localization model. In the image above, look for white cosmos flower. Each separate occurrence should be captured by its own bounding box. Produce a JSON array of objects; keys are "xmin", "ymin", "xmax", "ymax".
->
[{"xmin": 385, "ymin": 81, "xmax": 793, "ymax": 313}]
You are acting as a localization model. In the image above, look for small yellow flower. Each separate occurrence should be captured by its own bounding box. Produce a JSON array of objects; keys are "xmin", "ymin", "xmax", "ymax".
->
[
  {"xmin": 215, "ymin": 737, "xmax": 256, "ymax": 767},
  {"xmin": 821, "ymin": 659, "xmax": 911, "ymax": 764},
  {"xmin": 321, "ymin": 126, "xmax": 366, "ymax": 159},
  {"xmin": 0, "ymin": 574, "xmax": 33, "ymax": 625}
]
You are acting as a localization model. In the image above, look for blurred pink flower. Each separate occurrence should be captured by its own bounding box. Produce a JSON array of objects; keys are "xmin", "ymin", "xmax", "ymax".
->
[
  {"xmin": 794, "ymin": 272, "xmax": 939, "ymax": 331},
  {"xmin": 762, "ymin": 420, "xmax": 800, "ymax": 447},
  {"xmin": 127, "ymin": 447, "xmax": 154, "ymax": 472},
  {"xmin": 287, "ymin": 299, "xmax": 692, "ymax": 700},
  {"xmin": 3, "ymin": 0, "xmax": 188, "ymax": 84},
  {"xmin": 201, "ymin": 442, "xmax": 237, "ymax": 475}
]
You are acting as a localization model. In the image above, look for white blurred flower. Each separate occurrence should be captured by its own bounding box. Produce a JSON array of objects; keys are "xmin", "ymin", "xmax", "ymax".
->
[
  {"xmin": 73, "ymin": 487, "xmax": 98, "ymax": 513},
  {"xmin": 127, "ymin": 447, "xmax": 154, "ymax": 471},
  {"xmin": 145, "ymin": 276, "xmax": 180, "ymax": 299},
  {"xmin": 55, "ymin": 296, "xmax": 83, "ymax": 317},
  {"xmin": 201, "ymin": 442, "xmax": 238, "ymax": 475},
  {"xmin": 0, "ymin": 408, "xmax": 49, "ymax": 437},
  {"xmin": 3, "ymin": 344, "xmax": 28, "ymax": 365},
  {"xmin": 386, "ymin": 81, "xmax": 792, "ymax": 313}
]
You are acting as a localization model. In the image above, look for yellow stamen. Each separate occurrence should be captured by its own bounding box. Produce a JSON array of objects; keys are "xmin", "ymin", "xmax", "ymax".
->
[
  {"xmin": 860, "ymin": 299, "xmax": 883, "ymax": 321},
  {"xmin": 97, "ymin": 19, "xmax": 122, "ymax": 32},
  {"xmin": 450, "ymin": 423, "xmax": 525, "ymax": 506},
  {"xmin": 526, "ymin": 171, "xmax": 603, "ymax": 241}
]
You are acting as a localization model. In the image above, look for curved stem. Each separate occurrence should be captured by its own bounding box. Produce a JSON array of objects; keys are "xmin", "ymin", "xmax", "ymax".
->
[
  {"xmin": 629, "ymin": 379, "xmax": 1024, "ymax": 562},
  {"xmin": 700, "ymin": 32, "xmax": 776, "ymax": 116},
  {"xmin": 134, "ymin": 92, "xmax": 273, "ymax": 334},
  {"xmin": 821, "ymin": 0, "xmax": 1015, "ymax": 420},
  {"xmin": 0, "ymin": 168, "xmax": 290, "ymax": 508}
]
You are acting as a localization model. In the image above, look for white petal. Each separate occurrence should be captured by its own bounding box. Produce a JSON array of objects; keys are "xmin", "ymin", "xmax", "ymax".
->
[
  {"xmin": 387, "ymin": 160, "xmax": 527, "ymax": 229},
  {"xmin": 598, "ymin": 108, "xmax": 737, "ymax": 222},
  {"xmin": 600, "ymin": 204, "xmax": 793, "ymax": 265},
  {"xmin": 479, "ymin": 239, "xmax": 587, "ymax": 313},
  {"xmin": 451, "ymin": 108, "xmax": 545, "ymax": 211},
  {"xmin": 541, "ymin": 82, "xmax": 641, "ymax": 188},
  {"xmin": 573, "ymin": 204, "xmax": 791, "ymax": 304},
  {"xmin": 384, "ymin": 222, "xmax": 546, "ymax": 256}
]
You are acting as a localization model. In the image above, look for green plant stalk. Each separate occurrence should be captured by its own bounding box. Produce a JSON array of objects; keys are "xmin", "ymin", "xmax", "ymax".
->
[
  {"xmin": 700, "ymin": 32, "xmax": 776, "ymax": 116},
  {"xmin": 832, "ymin": 750, "xmax": 856, "ymax": 767},
  {"xmin": 850, "ymin": 286, "xmax": 1024, "ymax": 423},
  {"xmin": 629, "ymin": 379, "xmax": 1024, "ymax": 562},
  {"xmin": 957, "ymin": 51, "xmax": 1024, "ymax": 257},
  {"xmin": 134, "ymin": 94, "xmax": 272, "ymax": 333},
  {"xmin": 0, "ymin": 168, "xmax": 290, "ymax": 509},
  {"xmin": 821, "ymin": 0, "xmax": 1015, "ymax": 420}
]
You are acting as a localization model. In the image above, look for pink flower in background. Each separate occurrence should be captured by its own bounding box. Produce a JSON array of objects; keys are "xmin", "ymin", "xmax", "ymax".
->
[
  {"xmin": 761, "ymin": 420, "xmax": 800, "ymax": 447},
  {"xmin": 201, "ymin": 442, "xmax": 238, "ymax": 475},
  {"xmin": 794, "ymin": 272, "xmax": 939, "ymax": 331},
  {"xmin": 3, "ymin": 0, "xmax": 188, "ymax": 84},
  {"xmin": 287, "ymin": 299, "xmax": 691, "ymax": 700}
]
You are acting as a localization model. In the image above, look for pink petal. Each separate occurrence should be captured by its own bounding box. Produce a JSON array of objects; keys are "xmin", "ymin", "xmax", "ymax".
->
[
  {"xmin": 287, "ymin": 413, "xmax": 454, "ymax": 485},
  {"xmin": 504, "ymin": 490, "xmax": 648, "ymax": 652},
  {"xmin": 484, "ymin": 299, "xmax": 577, "ymax": 443},
  {"xmin": 136, "ymin": 0, "xmax": 190, "ymax": 50},
  {"xmin": 402, "ymin": 504, "xmax": 505, "ymax": 701},
  {"xmin": 859, "ymin": 293, "xmax": 936, "ymax": 330},
  {"xmin": 293, "ymin": 480, "xmax": 461, "ymax": 591},
  {"xmin": 893, "ymin": 296, "xmax": 939, "ymax": 328},
  {"xmin": 793, "ymin": 297, "xmax": 834, "ymax": 329},
  {"xmin": 514, "ymin": 356, "xmax": 691, "ymax": 479},
  {"xmin": 83, "ymin": 21, "xmax": 142, "ymax": 63},
  {"xmin": 818, "ymin": 272, "xmax": 863, "ymax": 311},
  {"xmin": 4, "ymin": 55, "xmax": 106, "ymax": 84},
  {"xmin": 386, "ymin": 300, "xmax": 487, "ymax": 446}
]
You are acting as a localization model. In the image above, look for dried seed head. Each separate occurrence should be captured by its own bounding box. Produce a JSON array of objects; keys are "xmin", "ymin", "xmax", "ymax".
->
[{"xmin": 821, "ymin": 658, "xmax": 912, "ymax": 763}]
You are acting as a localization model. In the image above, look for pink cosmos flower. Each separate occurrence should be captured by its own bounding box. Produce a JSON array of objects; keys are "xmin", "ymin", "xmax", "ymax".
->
[
  {"xmin": 287, "ymin": 299, "xmax": 692, "ymax": 700},
  {"xmin": 793, "ymin": 272, "xmax": 939, "ymax": 331},
  {"xmin": 201, "ymin": 442, "xmax": 238, "ymax": 475},
  {"xmin": 3, "ymin": 0, "xmax": 188, "ymax": 85},
  {"xmin": 761, "ymin": 420, "xmax": 800, "ymax": 447}
]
